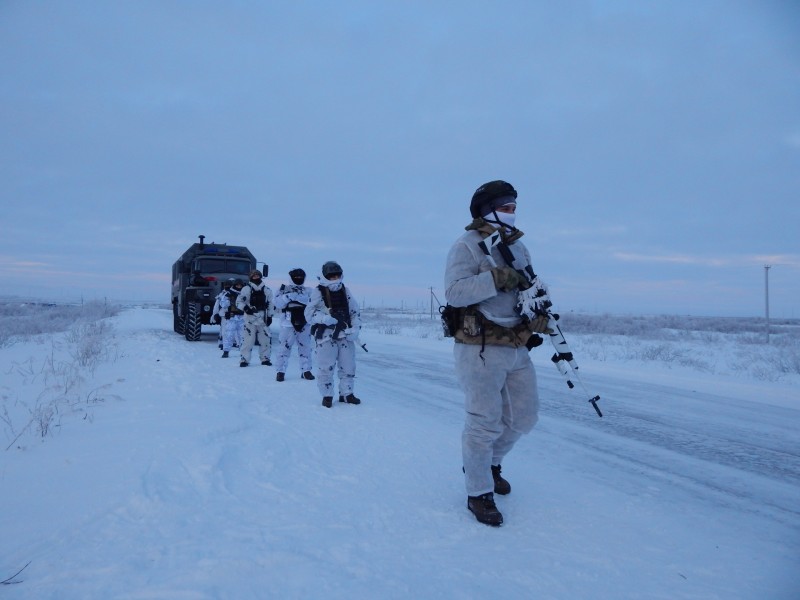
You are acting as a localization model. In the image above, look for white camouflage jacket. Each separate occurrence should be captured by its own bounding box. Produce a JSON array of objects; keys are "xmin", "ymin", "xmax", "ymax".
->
[
  {"xmin": 444, "ymin": 221, "xmax": 532, "ymax": 328},
  {"xmin": 236, "ymin": 281, "xmax": 274, "ymax": 317}
]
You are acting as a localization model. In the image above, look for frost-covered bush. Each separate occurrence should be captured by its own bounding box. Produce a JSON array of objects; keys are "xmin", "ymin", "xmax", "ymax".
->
[
  {"xmin": 378, "ymin": 324, "xmax": 401, "ymax": 335},
  {"xmin": 361, "ymin": 307, "xmax": 799, "ymax": 382},
  {"xmin": 65, "ymin": 320, "xmax": 116, "ymax": 370},
  {"xmin": 0, "ymin": 300, "xmax": 120, "ymax": 348},
  {"xmin": 557, "ymin": 312, "xmax": 797, "ymax": 338},
  {"xmin": 361, "ymin": 308, "xmax": 438, "ymax": 336},
  {"xmin": 777, "ymin": 346, "xmax": 800, "ymax": 375},
  {"xmin": 1, "ymin": 300, "xmax": 121, "ymax": 449}
]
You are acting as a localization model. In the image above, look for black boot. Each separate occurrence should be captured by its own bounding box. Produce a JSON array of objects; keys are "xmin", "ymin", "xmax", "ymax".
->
[
  {"xmin": 261, "ymin": 359, "xmax": 272, "ymax": 366},
  {"xmin": 221, "ymin": 351, "xmax": 229, "ymax": 358},
  {"xmin": 467, "ymin": 492, "xmax": 503, "ymax": 527},
  {"xmin": 322, "ymin": 396, "xmax": 333, "ymax": 408},
  {"xmin": 302, "ymin": 371, "xmax": 315, "ymax": 380},
  {"xmin": 491, "ymin": 465, "xmax": 511, "ymax": 495},
  {"xmin": 344, "ymin": 394, "xmax": 361, "ymax": 405},
  {"xmin": 240, "ymin": 360, "xmax": 248, "ymax": 367},
  {"xmin": 276, "ymin": 372, "xmax": 284, "ymax": 382}
]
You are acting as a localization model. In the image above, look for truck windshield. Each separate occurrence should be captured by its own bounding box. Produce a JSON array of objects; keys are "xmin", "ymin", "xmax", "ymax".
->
[{"xmin": 197, "ymin": 259, "xmax": 251, "ymax": 275}]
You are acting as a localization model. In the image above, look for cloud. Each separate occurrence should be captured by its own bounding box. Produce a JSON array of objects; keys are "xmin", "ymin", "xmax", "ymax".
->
[
  {"xmin": 285, "ymin": 239, "xmax": 330, "ymax": 250},
  {"xmin": 613, "ymin": 252, "xmax": 732, "ymax": 267},
  {"xmin": 283, "ymin": 238, "xmax": 425, "ymax": 255},
  {"xmin": 752, "ymin": 254, "xmax": 800, "ymax": 267},
  {"xmin": 613, "ymin": 252, "xmax": 800, "ymax": 268},
  {"xmin": 0, "ymin": 256, "xmax": 50, "ymax": 269},
  {"xmin": 550, "ymin": 225, "xmax": 628, "ymax": 238},
  {"xmin": 0, "ymin": 253, "xmax": 169, "ymax": 288},
  {"xmin": 117, "ymin": 272, "xmax": 170, "ymax": 283}
]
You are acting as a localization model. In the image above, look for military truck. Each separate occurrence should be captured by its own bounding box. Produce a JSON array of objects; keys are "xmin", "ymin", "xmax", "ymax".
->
[{"xmin": 171, "ymin": 235, "xmax": 262, "ymax": 341}]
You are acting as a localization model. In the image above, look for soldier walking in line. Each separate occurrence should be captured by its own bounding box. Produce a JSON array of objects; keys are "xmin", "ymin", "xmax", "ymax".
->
[
  {"xmin": 273, "ymin": 268, "xmax": 315, "ymax": 382},
  {"xmin": 236, "ymin": 269, "xmax": 273, "ymax": 367}
]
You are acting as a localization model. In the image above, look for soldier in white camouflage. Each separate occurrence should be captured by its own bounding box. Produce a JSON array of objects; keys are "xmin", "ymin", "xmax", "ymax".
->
[
  {"xmin": 445, "ymin": 180, "xmax": 551, "ymax": 527},
  {"xmin": 273, "ymin": 268, "xmax": 315, "ymax": 382},
  {"xmin": 221, "ymin": 279, "xmax": 245, "ymax": 358},
  {"xmin": 304, "ymin": 261, "xmax": 362, "ymax": 408},
  {"xmin": 212, "ymin": 279, "xmax": 234, "ymax": 350},
  {"xmin": 236, "ymin": 269, "xmax": 274, "ymax": 367}
]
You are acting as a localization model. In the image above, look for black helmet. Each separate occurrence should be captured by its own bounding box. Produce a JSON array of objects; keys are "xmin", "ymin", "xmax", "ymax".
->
[
  {"xmin": 233, "ymin": 278, "xmax": 245, "ymax": 288},
  {"xmin": 470, "ymin": 180, "xmax": 517, "ymax": 218},
  {"xmin": 322, "ymin": 261, "xmax": 343, "ymax": 279},
  {"xmin": 223, "ymin": 278, "xmax": 235, "ymax": 289},
  {"xmin": 289, "ymin": 268, "xmax": 306, "ymax": 285}
]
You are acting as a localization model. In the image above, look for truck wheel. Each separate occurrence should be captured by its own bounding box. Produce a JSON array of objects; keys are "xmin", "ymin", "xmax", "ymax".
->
[
  {"xmin": 173, "ymin": 304, "xmax": 184, "ymax": 334},
  {"xmin": 185, "ymin": 303, "xmax": 202, "ymax": 341}
]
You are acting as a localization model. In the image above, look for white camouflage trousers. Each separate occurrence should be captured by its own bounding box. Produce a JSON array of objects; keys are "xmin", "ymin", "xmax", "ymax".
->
[
  {"xmin": 222, "ymin": 316, "xmax": 244, "ymax": 352},
  {"xmin": 314, "ymin": 336, "xmax": 356, "ymax": 398},
  {"xmin": 454, "ymin": 343, "xmax": 539, "ymax": 497},
  {"xmin": 240, "ymin": 312, "xmax": 271, "ymax": 363},
  {"xmin": 217, "ymin": 317, "xmax": 227, "ymax": 347},
  {"xmin": 275, "ymin": 325, "xmax": 313, "ymax": 374}
]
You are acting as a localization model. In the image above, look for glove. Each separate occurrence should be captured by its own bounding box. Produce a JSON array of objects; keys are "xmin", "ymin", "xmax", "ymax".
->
[
  {"xmin": 244, "ymin": 306, "xmax": 255, "ymax": 315},
  {"xmin": 266, "ymin": 316, "xmax": 273, "ymax": 326},
  {"xmin": 331, "ymin": 320, "xmax": 347, "ymax": 340},
  {"xmin": 344, "ymin": 327, "xmax": 359, "ymax": 342},
  {"xmin": 321, "ymin": 314, "xmax": 338, "ymax": 326},
  {"xmin": 224, "ymin": 310, "xmax": 231, "ymax": 319},
  {"xmin": 211, "ymin": 314, "xmax": 221, "ymax": 325},
  {"xmin": 491, "ymin": 267, "xmax": 523, "ymax": 292},
  {"xmin": 526, "ymin": 334, "xmax": 544, "ymax": 350},
  {"xmin": 528, "ymin": 314, "xmax": 553, "ymax": 334}
]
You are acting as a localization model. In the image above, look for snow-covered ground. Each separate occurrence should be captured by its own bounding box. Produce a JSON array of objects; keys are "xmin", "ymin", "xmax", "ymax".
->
[{"xmin": 1, "ymin": 307, "xmax": 798, "ymax": 599}]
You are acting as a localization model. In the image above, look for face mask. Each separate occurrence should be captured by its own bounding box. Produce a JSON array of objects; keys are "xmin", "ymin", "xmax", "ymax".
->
[
  {"xmin": 497, "ymin": 211, "xmax": 516, "ymax": 229},
  {"xmin": 320, "ymin": 274, "xmax": 343, "ymax": 291},
  {"xmin": 488, "ymin": 210, "xmax": 516, "ymax": 230}
]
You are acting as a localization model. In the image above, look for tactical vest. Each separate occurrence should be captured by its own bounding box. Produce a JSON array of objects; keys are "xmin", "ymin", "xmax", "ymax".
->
[
  {"xmin": 250, "ymin": 286, "xmax": 267, "ymax": 311},
  {"xmin": 319, "ymin": 286, "xmax": 349, "ymax": 321}
]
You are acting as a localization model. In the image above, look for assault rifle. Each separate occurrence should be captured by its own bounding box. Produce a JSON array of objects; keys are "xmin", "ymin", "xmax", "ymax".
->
[
  {"xmin": 478, "ymin": 232, "xmax": 603, "ymax": 417},
  {"xmin": 330, "ymin": 308, "xmax": 350, "ymax": 340}
]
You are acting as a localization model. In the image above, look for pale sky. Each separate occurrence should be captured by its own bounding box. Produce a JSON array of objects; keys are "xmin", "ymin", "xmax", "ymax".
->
[{"xmin": 1, "ymin": 0, "xmax": 798, "ymax": 316}]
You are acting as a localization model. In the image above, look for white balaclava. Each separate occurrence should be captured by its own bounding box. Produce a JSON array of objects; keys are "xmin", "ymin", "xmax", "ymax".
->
[
  {"xmin": 319, "ymin": 275, "xmax": 343, "ymax": 292},
  {"xmin": 481, "ymin": 195, "xmax": 517, "ymax": 230},
  {"xmin": 320, "ymin": 261, "xmax": 344, "ymax": 291}
]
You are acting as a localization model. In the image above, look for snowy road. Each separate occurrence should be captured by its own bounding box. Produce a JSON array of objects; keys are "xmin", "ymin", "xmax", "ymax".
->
[{"xmin": 365, "ymin": 332, "xmax": 800, "ymax": 530}]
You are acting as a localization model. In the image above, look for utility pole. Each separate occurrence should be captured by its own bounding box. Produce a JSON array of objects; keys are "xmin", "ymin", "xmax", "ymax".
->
[
  {"xmin": 765, "ymin": 264, "xmax": 771, "ymax": 344},
  {"xmin": 429, "ymin": 287, "xmax": 444, "ymax": 320}
]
